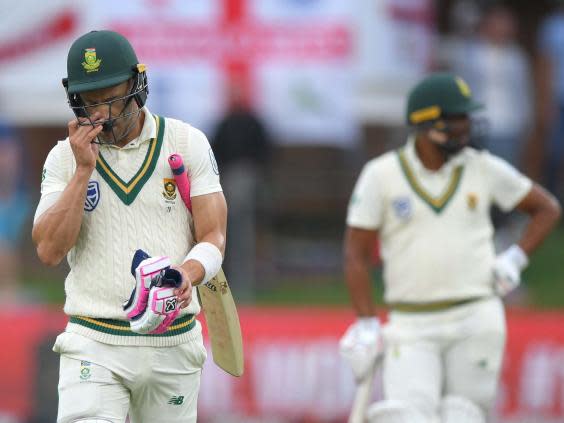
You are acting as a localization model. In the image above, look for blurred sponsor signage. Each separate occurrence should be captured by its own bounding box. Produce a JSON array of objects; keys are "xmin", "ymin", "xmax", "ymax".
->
[
  {"xmin": 0, "ymin": 0, "xmax": 433, "ymax": 142},
  {"xmin": 1, "ymin": 307, "xmax": 563, "ymax": 421}
]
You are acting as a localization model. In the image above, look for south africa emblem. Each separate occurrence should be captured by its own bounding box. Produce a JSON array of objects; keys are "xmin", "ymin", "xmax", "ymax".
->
[
  {"xmin": 163, "ymin": 178, "xmax": 177, "ymax": 201},
  {"xmin": 82, "ymin": 48, "xmax": 102, "ymax": 73}
]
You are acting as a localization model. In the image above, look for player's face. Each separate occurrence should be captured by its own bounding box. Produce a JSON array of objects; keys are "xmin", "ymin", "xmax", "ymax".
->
[
  {"xmin": 79, "ymin": 80, "xmax": 139, "ymax": 144},
  {"xmin": 443, "ymin": 115, "xmax": 471, "ymax": 141},
  {"xmin": 428, "ymin": 114, "xmax": 471, "ymax": 155}
]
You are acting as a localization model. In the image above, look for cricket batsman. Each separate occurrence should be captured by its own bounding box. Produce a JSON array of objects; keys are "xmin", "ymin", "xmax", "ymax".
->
[
  {"xmin": 339, "ymin": 73, "xmax": 561, "ymax": 422},
  {"xmin": 32, "ymin": 30, "xmax": 227, "ymax": 422}
]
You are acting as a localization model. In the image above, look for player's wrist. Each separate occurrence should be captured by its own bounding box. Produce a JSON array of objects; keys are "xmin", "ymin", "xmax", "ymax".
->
[
  {"xmin": 183, "ymin": 242, "xmax": 223, "ymax": 285},
  {"xmin": 173, "ymin": 265, "xmax": 192, "ymax": 285},
  {"xmin": 74, "ymin": 164, "xmax": 95, "ymax": 179}
]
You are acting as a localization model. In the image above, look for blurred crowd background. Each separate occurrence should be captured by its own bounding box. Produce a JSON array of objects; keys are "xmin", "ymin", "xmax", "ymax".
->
[
  {"xmin": 1, "ymin": 0, "xmax": 562, "ymax": 309},
  {"xmin": 0, "ymin": 0, "xmax": 563, "ymax": 422}
]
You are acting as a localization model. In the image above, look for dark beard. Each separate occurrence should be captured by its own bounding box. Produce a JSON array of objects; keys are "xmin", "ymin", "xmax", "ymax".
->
[{"xmin": 437, "ymin": 138, "xmax": 466, "ymax": 157}]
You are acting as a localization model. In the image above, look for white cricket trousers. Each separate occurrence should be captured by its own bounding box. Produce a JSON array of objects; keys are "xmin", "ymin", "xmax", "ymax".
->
[
  {"xmin": 382, "ymin": 297, "xmax": 506, "ymax": 420},
  {"xmin": 53, "ymin": 325, "xmax": 207, "ymax": 423}
]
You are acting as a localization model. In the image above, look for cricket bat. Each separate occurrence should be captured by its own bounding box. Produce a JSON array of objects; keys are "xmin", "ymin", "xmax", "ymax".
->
[
  {"xmin": 169, "ymin": 153, "xmax": 244, "ymax": 377},
  {"xmin": 348, "ymin": 357, "xmax": 380, "ymax": 423}
]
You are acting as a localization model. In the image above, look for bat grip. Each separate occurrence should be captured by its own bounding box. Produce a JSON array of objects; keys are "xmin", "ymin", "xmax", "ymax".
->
[{"xmin": 168, "ymin": 153, "xmax": 192, "ymax": 212}]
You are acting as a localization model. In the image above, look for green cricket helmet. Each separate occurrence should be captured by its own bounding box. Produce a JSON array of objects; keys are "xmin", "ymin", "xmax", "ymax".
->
[
  {"xmin": 406, "ymin": 73, "xmax": 483, "ymax": 126},
  {"xmin": 62, "ymin": 30, "xmax": 148, "ymax": 143},
  {"xmin": 406, "ymin": 73, "xmax": 485, "ymax": 155}
]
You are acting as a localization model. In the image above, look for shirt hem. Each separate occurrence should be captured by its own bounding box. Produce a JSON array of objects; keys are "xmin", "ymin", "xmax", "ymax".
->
[{"xmin": 65, "ymin": 319, "xmax": 202, "ymax": 347}]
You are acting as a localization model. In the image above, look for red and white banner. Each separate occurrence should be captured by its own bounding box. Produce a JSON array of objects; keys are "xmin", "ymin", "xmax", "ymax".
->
[
  {"xmin": 0, "ymin": 0, "xmax": 434, "ymax": 143},
  {"xmin": 1, "ymin": 306, "xmax": 563, "ymax": 421}
]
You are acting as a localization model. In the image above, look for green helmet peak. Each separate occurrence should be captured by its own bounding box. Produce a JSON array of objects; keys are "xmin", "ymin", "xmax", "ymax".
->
[
  {"xmin": 66, "ymin": 30, "xmax": 141, "ymax": 94},
  {"xmin": 406, "ymin": 73, "xmax": 483, "ymax": 126}
]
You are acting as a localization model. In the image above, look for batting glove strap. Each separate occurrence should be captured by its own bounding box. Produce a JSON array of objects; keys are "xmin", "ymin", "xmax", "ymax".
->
[
  {"xmin": 493, "ymin": 244, "xmax": 528, "ymax": 297},
  {"xmin": 339, "ymin": 317, "xmax": 383, "ymax": 382}
]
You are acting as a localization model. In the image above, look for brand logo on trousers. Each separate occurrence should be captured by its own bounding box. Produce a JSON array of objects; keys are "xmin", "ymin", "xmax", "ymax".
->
[{"xmin": 168, "ymin": 395, "xmax": 185, "ymax": 405}]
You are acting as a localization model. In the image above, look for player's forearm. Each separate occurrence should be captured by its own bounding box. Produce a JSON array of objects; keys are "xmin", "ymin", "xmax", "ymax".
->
[
  {"xmin": 518, "ymin": 197, "xmax": 561, "ymax": 255},
  {"xmin": 345, "ymin": 254, "xmax": 377, "ymax": 317},
  {"xmin": 33, "ymin": 167, "xmax": 92, "ymax": 266}
]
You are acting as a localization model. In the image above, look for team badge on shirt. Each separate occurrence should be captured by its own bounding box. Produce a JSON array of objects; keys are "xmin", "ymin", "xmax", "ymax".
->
[
  {"xmin": 392, "ymin": 196, "xmax": 412, "ymax": 220},
  {"xmin": 467, "ymin": 193, "xmax": 478, "ymax": 210},
  {"xmin": 162, "ymin": 178, "xmax": 177, "ymax": 201},
  {"xmin": 84, "ymin": 181, "xmax": 100, "ymax": 212}
]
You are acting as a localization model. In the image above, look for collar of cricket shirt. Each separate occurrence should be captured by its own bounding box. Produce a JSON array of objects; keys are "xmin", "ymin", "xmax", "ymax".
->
[
  {"xmin": 121, "ymin": 107, "xmax": 156, "ymax": 150},
  {"xmin": 398, "ymin": 136, "xmax": 466, "ymax": 214},
  {"xmin": 95, "ymin": 107, "xmax": 165, "ymax": 206},
  {"xmin": 404, "ymin": 135, "xmax": 469, "ymax": 175}
]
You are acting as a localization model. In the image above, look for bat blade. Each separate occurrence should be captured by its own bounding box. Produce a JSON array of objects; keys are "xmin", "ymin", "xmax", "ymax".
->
[
  {"xmin": 348, "ymin": 359, "xmax": 379, "ymax": 423},
  {"xmin": 198, "ymin": 269, "xmax": 244, "ymax": 377},
  {"xmin": 168, "ymin": 152, "xmax": 244, "ymax": 377}
]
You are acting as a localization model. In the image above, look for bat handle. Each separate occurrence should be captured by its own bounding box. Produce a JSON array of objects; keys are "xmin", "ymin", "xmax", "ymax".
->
[
  {"xmin": 348, "ymin": 361, "xmax": 378, "ymax": 423},
  {"xmin": 168, "ymin": 153, "xmax": 184, "ymax": 171},
  {"xmin": 168, "ymin": 153, "xmax": 192, "ymax": 212}
]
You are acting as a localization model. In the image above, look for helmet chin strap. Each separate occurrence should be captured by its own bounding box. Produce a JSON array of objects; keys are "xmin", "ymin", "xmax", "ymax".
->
[{"xmin": 95, "ymin": 108, "xmax": 142, "ymax": 146}]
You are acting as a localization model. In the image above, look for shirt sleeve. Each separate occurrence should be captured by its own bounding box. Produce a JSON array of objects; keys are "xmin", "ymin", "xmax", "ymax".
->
[
  {"xmin": 484, "ymin": 152, "xmax": 533, "ymax": 212},
  {"xmin": 33, "ymin": 191, "xmax": 61, "ymax": 223},
  {"xmin": 346, "ymin": 161, "xmax": 383, "ymax": 230},
  {"xmin": 40, "ymin": 143, "xmax": 69, "ymax": 196},
  {"xmin": 186, "ymin": 126, "xmax": 222, "ymax": 197},
  {"xmin": 33, "ymin": 144, "xmax": 69, "ymax": 222}
]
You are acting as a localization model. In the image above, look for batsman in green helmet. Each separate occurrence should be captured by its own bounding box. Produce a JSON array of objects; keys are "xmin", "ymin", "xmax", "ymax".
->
[
  {"xmin": 62, "ymin": 30, "xmax": 149, "ymax": 145},
  {"xmin": 406, "ymin": 72, "xmax": 484, "ymax": 156},
  {"xmin": 32, "ymin": 30, "xmax": 229, "ymax": 423},
  {"xmin": 340, "ymin": 72, "xmax": 561, "ymax": 422}
]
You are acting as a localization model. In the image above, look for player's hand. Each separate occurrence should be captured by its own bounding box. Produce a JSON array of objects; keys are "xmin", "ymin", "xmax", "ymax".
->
[
  {"xmin": 125, "ymin": 250, "xmax": 183, "ymax": 334},
  {"xmin": 173, "ymin": 265, "xmax": 193, "ymax": 309},
  {"xmin": 493, "ymin": 244, "xmax": 528, "ymax": 296},
  {"xmin": 339, "ymin": 317, "xmax": 383, "ymax": 382},
  {"xmin": 68, "ymin": 112, "xmax": 103, "ymax": 170}
]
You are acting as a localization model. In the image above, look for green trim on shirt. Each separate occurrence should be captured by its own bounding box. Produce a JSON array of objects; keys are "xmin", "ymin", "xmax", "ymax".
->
[
  {"xmin": 397, "ymin": 148, "xmax": 464, "ymax": 214},
  {"xmin": 95, "ymin": 115, "xmax": 165, "ymax": 205},
  {"xmin": 69, "ymin": 314, "xmax": 196, "ymax": 337}
]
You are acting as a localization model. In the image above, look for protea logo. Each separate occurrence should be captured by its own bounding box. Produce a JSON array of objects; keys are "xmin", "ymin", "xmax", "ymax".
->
[
  {"xmin": 82, "ymin": 48, "xmax": 102, "ymax": 72},
  {"xmin": 455, "ymin": 76, "xmax": 471, "ymax": 98}
]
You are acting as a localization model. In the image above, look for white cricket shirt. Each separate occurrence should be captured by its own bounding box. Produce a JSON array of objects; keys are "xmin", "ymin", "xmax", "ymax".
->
[
  {"xmin": 36, "ymin": 108, "xmax": 222, "ymax": 345},
  {"xmin": 347, "ymin": 137, "xmax": 532, "ymax": 303}
]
